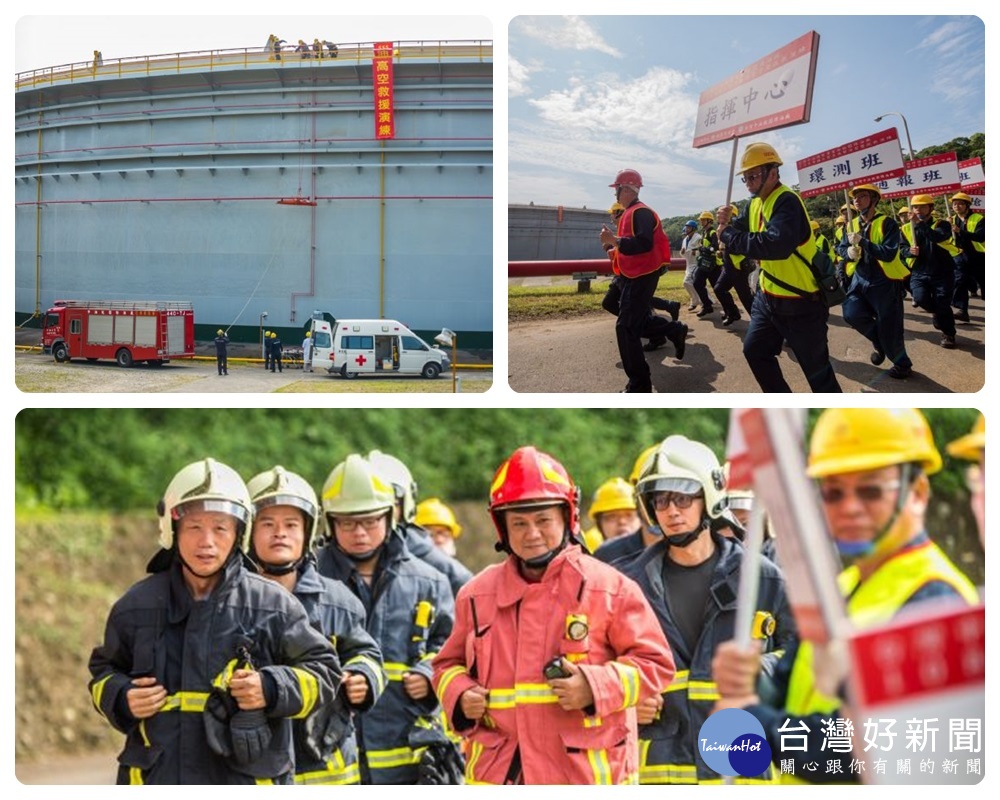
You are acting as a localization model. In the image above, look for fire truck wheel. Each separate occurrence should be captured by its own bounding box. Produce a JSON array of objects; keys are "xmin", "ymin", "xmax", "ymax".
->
[
  {"xmin": 422, "ymin": 362, "xmax": 442, "ymax": 379},
  {"xmin": 115, "ymin": 348, "xmax": 134, "ymax": 368},
  {"xmin": 52, "ymin": 342, "xmax": 70, "ymax": 363}
]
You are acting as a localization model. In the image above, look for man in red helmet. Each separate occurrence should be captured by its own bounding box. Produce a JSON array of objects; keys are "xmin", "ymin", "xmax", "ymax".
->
[
  {"xmin": 432, "ymin": 446, "xmax": 675, "ymax": 784},
  {"xmin": 599, "ymin": 169, "xmax": 688, "ymax": 392}
]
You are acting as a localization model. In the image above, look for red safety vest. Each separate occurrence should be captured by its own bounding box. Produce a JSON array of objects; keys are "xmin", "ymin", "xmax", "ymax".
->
[{"xmin": 616, "ymin": 202, "xmax": 672, "ymax": 278}]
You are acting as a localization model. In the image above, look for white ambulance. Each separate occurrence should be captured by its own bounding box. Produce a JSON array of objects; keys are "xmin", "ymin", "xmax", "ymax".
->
[{"xmin": 308, "ymin": 317, "xmax": 450, "ymax": 379}]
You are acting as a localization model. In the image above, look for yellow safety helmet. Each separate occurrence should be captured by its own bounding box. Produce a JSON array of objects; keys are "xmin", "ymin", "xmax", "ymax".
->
[
  {"xmin": 587, "ymin": 477, "xmax": 637, "ymax": 521},
  {"xmin": 952, "ymin": 192, "xmax": 973, "ymax": 204},
  {"xmin": 807, "ymin": 408, "xmax": 942, "ymax": 478},
  {"xmin": 946, "ymin": 414, "xmax": 985, "ymax": 462},
  {"xmin": 810, "ymin": 220, "xmax": 820, "ymax": 232},
  {"xmin": 850, "ymin": 183, "xmax": 882, "ymax": 200},
  {"xmin": 609, "ymin": 202, "xmax": 625, "ymax": 215},
  {"xmin": 629, "ymin": 444, "xmax": 659, "ymax": 485},
  {"xmin": 217, "ymin": 329, "xmax": 225, "ymax": 336},
  {"xmin": 835, "ymin": 215, "xmax": 846, "ymax": 225},
  {"xmin": 698, "ymin": 211, "xmax": 715, "ymax": 222},
  {"xmin": 909, "ymin": 194, "xmax": 935, "ymax": 207},
  {"xmin": 737, "ymin": 142, "xmax": 783, "ymax": 173},
  {"xmin": 304, "ymin": 331, "xmax": 311, "ymax": 338},
  {"xmin": 414, "ymin": 497, "xmax": 463, "ymax": 538}
]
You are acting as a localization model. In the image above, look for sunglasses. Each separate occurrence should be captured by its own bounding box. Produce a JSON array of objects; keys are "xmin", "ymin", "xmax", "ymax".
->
[
  {"xmin": 818, "ymin": 481, "xmax": 901, "ymax": 505},
  {"xmin": 652, "ymin": 491, "xmax": 703, "ymax": 511}
]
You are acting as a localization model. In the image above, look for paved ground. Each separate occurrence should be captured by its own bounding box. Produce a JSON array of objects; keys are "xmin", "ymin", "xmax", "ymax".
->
[{"xmin": 509, "ymin": 291, "xmax": 985, "ymax": 394}]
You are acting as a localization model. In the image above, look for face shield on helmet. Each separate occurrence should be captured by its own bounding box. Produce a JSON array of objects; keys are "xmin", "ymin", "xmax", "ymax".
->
[
  {"xmin": 157, "ymin": 458, "xmax": 254, "ymax": 555},
  {"xmin": 321, "ymin": 454, "xmax": 396, "ymax": 561},
  {"xmin": 635, "ymin": 435, "xmax": 733, "ymax": 547},
  {"xmin": 367, "ymin": 449, "xmax": 418, "ymax": 524},
  {"xmin": 489, "ymin": 446, "xmax": 580, "ymax": 569},
  {"xmin": 247, "ymin": 466, "xmax": 319, "ymax": 575}
]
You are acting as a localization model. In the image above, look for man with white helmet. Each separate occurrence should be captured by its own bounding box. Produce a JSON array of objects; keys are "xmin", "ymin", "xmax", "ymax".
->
[
  {"xmin": 712, "ymin": 408, "xmax": 980, "ymax": 782},
  {"xmin": 599, "ymin": 168, "xmax": 688, "ymax": 392},
  {"xmin": 367, "ymin": 449, "xmax": 472, "ymax": 597},
  {"xmin": 247, "ymin": 466, "xmax": 386, "ymax": 785},
  {"xmin": 622, "ymin": 435, "xmax": 794, "ymax": 784},
  {"xmin": 717, "ymin": 142, "xmax": 841, "ymax": 392},
  {"xmin": 315, "ymin": 454, "xmax": 457, "ymax": 784},
  {"xmin": 88, "ymin": 458, "xmax": 342, "ymax": 784},
  {"xmin": 432, "ymin": 445, "xmax": 675, "ymax": 784}
]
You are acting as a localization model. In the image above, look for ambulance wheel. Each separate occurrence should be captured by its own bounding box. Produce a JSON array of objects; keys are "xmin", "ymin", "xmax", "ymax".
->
[
  {"xmin": 115, "ymin": 348, "xmax": 134, "ymax": 368},
  {"xmin": 422, "ymin": 362, "xmax": 441, "ymax": 379},
  {"xmin": 340, "ymin": 365, "xmax": 358, "ymax": 379},
  {"xmin": 52, "ymin": 342, "xmax": 70, "ymax": 363}
]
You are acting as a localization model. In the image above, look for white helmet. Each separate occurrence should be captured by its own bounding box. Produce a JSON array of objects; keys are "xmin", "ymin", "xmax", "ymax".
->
[
  {"xmin": 322, "ymin": 454, "xmax": 396, "ymax": 519},
  {"xmin": 367, "ymin": 449, "xmax": 418, "ymax": 523},
  {"xmin": 247, "ymin": 466, "xmax": 320, "ymax": 570},
  {"xmin": 157, "ymin": 458, "xmax": 253, "ymax": 551}
]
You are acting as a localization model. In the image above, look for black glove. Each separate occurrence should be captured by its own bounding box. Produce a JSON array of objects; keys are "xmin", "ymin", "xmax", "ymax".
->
[
  {"xmin": 203, "ymin": 686, "xmax": 238, "ymax": 757},
  {"xmin": 417, "ymin": 742, "xmax": 465, "ymax": 785},
  {"xmin": 230, "ymin": 708, "xmax": 272, "ymax": 765}
]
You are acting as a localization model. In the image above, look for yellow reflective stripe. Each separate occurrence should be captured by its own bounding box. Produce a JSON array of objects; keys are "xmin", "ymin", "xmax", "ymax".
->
[
  {"xmin": 665, "ymin": 670, "xmax": 689, "ymax": 692},
  {"xmin": 419, "ymin": 650, "xmax": 438, "ymax": 665},
  {"xmin": 582, "ymin": 715, "xmax": 604, "ymax": 728},
  {"xmin": 366, "ymin": 745, "xmax": 421, "ymax": 769},
  {"xmin": 465, "ymin": 739, "xmax": 486, "ymax": 780},
  {"xmin": 586, "ymin": 748, "xmax": 613, "ymax": 785},
  {"xmin": 611, "ymin": 661, "xmax": 640, "ymax": 710},
  {"xmin": 254, "ymin": 778, "xmax": 275, "ymax": 785},
  {"xmin": 294, "ymin": 750, "xmax": 361, "ymax": 785},
  {"xmin": 383, "ymin": 662, "xmax": 410, "ymax": 681},
  {"xmin": 436, "ymin": 665, "xmax": 468, "ymax": 700},
  {"xmin": 639, "ymin": 761, "xmax": 698, "ymax": 784},
  {"xmin": 212, "ymin": 658, "xmax": 240, "ymax": 690},
  {"xmin": 129, "ymin": 767, "xmax": 144, "ymax": 785},
  {"xmin": 345, "ymin": 654, "xmax": 386, "ymax": 694},
  {"xmin": 290, "ymin": 667, "xmax": 319, "ymax": 719},
  {"xmin": 90, "ymin": 674, "xmax": 113, "ymax": 722},
  {"xmin": 139, "ymin": 719, "xmax": 150, "ymax": 747},
  {"xmin": 159, "ymin": 691, "xmax": 209, "ymax": 712},
  {"xmin": 687, "ymin": 681, "xmax": 719, "ymax": 702},
  {"xmin": 485, "ymin": 683, "xmax": 560, "ymax": 707}
]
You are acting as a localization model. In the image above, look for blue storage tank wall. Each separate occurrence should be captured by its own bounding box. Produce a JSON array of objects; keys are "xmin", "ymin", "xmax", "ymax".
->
[{"xmin": 15, "ymin": 42, "xmax": 493, "ymax": 346}]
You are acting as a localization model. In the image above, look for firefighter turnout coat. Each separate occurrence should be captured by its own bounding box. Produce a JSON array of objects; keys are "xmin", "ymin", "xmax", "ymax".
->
[
  {"xmin": 315, "ymin": 529, "xmax": 455, "ymax": 784},
  {"xmin": 432, "ymin": 544, "xmax": 676, "ymax": 785},
  {"xmin": 291, "ymin": 559, "xmax": 387, "ymax": 785},
  {"xmin": 88, "ymin": 553, "xmax": 343, "ymax": 784},
  {"xmin": 622, "ymin": 534, "xmax": 796, "ymax": 784}
]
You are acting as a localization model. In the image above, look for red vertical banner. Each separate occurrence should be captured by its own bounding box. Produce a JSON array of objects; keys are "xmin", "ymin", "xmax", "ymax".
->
[{"xmin": 372, "ymin": 41, "xmax": 395, "ymax": 140}]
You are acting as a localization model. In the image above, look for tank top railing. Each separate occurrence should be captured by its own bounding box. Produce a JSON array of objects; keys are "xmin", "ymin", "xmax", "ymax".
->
[{"xmin": 16, "ymin": 39, "xmax": 493, "ymax": 90}]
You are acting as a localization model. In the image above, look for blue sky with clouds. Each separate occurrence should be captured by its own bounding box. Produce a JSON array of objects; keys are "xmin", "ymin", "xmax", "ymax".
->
[{"xmin": 508, "ymin": 15, "xmax": 985, "ymax": 218}]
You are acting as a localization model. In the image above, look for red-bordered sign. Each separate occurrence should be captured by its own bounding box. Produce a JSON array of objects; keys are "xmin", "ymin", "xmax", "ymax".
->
[
  {"xmin": 959, "ymin": 157, "xmax": 985, "ymax": 187},
  {"xmin": 796, "ymin": 129, "xmax": 906, "ymax": 198},
  {"xmin": 869, "ymin": 152, "xmax": 962, "ymax": 200},
  {"xmin": 692, "ymin": 31, "xmax": 820, "ymax": 148},
  {"xmin": 372, "ymin": 41, "xmax": 395, "ymax": 140}
]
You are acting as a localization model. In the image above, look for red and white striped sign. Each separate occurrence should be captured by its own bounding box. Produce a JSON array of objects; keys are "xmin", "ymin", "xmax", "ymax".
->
[
  {"xmin": 959, "ymin": 158, "xmax": 985, "ymax": 187},
  {"xmin": 796, "ymin": 129, "xmax": 907, "ymax": 198},
  {"xmin": 692, "ymin": 31, "xmax": 820, "ymax": 148},
  {"xmin": 869, "ymin": 152, "xmax": 961, "ymax": 200}
]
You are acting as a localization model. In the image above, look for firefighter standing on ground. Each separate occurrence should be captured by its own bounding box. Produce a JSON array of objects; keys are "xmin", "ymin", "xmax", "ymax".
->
[
  {"xmin": 717, "ymin": 142, "xmax": 842, "ymax": 393},
  {"xmin": 836, "ymin": 184, "xmax": 913, "ymax": 379},
  {"xmin": 599, "ymin": 169, "xmax": 687, "ymax": 392},
  {"xmin": 431, "ymin": 445, "xmax": 676, "ymax": 784},
  {"xmin": 623, "ymin": 435, "xmax": 795, "ymax": 784},
  {"xmin": 88, "ymin": 458, "xmax": 343, "ymax": 784},
  {"xmin": 214, "ymin": 329, "xmax": 229, "ymax": 375},
  {"xmin": 711, "ymin": 408, "xmax": 980, "ymax": 782},
  {"xmin": 315, "ymin": 454, "xmax": 457, "ymax": 784},
  {"xmin": 247, "ymin": 466, "xmax": 386, "ymax": 785}
]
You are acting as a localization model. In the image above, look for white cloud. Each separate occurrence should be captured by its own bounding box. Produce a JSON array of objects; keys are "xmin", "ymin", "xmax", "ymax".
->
[
  {"xmin": 509, "ymin": 55, "xmax": 532, "ymax": 98},
  {"xmin": 513, "ymin": 16, "xmax": 621, "ymax": 57}
]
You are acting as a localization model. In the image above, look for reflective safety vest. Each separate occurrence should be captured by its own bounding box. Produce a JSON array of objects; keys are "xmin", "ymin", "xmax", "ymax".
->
[
  {"xmin": 844, "ymin": 214, "xmax": 910, "ymax": 280},
  {"xmin": 785, "ymin": 539, "xmax": 979, "ymax": 719},
  {"xmin": 751, "ymin": 185, "xmax": 820, "ymax": 298},
  {"xmin": 900, "ymin": 221, "xmax": 961, "ymax": 268},
  {"xmin": 958, "ymin": 213, "xmax": 986, "ymax": 253},
  {"xmin": 616, "ymin": 201, "xmax": 672, "ymax": 278}
]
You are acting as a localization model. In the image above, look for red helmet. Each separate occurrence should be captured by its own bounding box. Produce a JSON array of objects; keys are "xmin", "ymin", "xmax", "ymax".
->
[
  {"xmin": 609, "ymin": 169, "xmax": 643, "ymax": 188},
  {"xmin": 489, "ymin": 446, "xmax": 580, "ymax": 545}
]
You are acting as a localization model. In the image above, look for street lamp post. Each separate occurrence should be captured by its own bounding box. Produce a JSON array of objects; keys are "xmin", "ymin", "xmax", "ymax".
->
[
  {"xmin": 874, "ymin": 112, "xmax": 915, "ymax": 160},
  {"xmin": 259, "ymin": 311, "xmax": 269, "ymax": 361}
]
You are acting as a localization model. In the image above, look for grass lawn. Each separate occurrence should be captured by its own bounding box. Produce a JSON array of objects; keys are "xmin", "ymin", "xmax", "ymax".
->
[{"xmin": 509, "ymin": 271, "xmax": 688, "ymax": 321}]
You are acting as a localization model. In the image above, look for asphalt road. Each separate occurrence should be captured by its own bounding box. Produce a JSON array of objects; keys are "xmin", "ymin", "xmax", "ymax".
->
[{"xmin": 509, "ymin": 296, "xmax": 985, "ymax": 394}]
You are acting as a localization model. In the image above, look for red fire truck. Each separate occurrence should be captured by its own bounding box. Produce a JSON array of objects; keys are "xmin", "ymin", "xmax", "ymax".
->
[{"xmin": 40, "ymin": 300, "xmax": 195, "ymax": 367}]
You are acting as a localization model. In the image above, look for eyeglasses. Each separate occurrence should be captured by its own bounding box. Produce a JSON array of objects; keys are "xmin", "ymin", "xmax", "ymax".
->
[
  {"xmin": 334, "ymin": 516, "xmax": 383, "ymax": 532},
  {"xmin": 651, "ymin": 491, "xmax": 702, "ymax": 511},
  {"xmin": 740, "ymin": 169, "xmax": 766, "ymax": 185},
  {"xmin": 818, "ymin": 481, "xmax": 900, "ymax": 505}
]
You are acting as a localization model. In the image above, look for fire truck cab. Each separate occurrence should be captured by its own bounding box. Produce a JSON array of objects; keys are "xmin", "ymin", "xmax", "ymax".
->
[{"xmin": 41, "ymin": 300, "xmax": 195, "ymax": 367}]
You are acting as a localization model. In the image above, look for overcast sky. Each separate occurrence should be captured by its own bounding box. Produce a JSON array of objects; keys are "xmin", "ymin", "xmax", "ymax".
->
[{"xmin": 509, "ymin": 14, "xmax": 986, "ymax": 218}]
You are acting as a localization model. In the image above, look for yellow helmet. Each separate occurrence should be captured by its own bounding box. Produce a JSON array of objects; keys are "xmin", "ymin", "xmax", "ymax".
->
[
  {"xmin": 217, "ymin": 329, "xmax": 224, "ymax": 336},
  {"xmin": 305, "ymin": 331, "xmax": 311, "ymax": 338},
  {"xmin": 810, "ymin": 220, "xmax": 820, "ymax": 232},
  {"xmin": 629, "ymin": 444, "xmax": 659, "ymax": 485},
  {"xmin": 414, "ymin": 497, "xmax": 463, "ymax": 538},
  {"xmin": 587, "ymin": 477, "xmax": 637, "ymax": 521},
  {"xmin": 850, "ymin": 184, "xmax": 882, "ymax": 200},
  {"xmin": 608, "ymin": 202, "xmax": 625, "ymax": 215},
  {"xmin": 835, "ymin": 215, "xmax": 846, "ymax": 225},
  {"xmin": 807, "ymin": 408, "xmax": 942, "ymax": 478},
  {"xmin": 952, "ymin": 192, "xmax": 973, "ymax": 204},
  {"xmin": 910, "ymin": 194, "xmax": 934, "ymax": 207},
  {"xmin": 698, "ymin": 211, "xmax": 715, "ymax": 222},
  {"xmin": 737, "ymin": 142, "xmax": 783, "ymax": 174},
  {"xmin": 946, "ymin": 414, "xmax": 985, "ymax": 461}
]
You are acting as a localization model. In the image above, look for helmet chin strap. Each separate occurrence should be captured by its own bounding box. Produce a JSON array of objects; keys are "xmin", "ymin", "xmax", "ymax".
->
[
  {"xmin": 664, "ymin": 521, "xmax": 707, "ymax": 549},
  {"xmin": 519, "ymin": 529, "xmax": 570, "ymax": 571}
]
